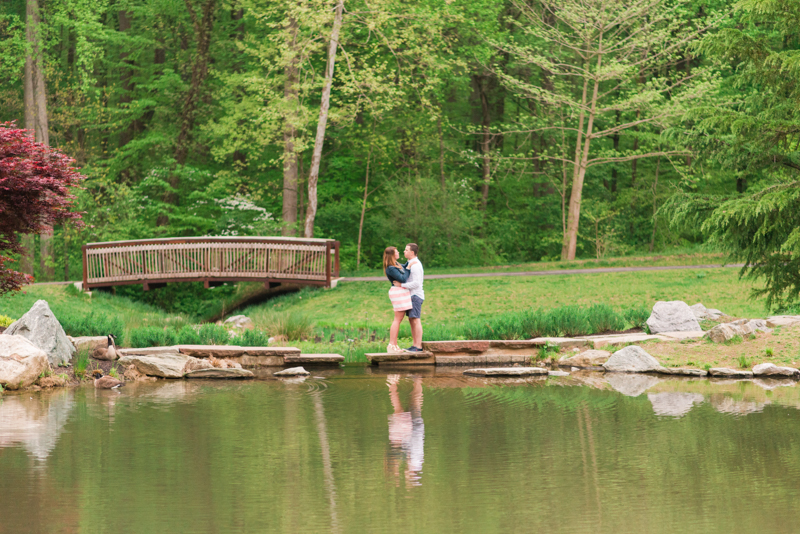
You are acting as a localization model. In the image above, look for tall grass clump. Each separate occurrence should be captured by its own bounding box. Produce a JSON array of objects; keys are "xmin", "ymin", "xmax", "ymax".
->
[
  {"xmin": 196, "ymin": 324, "xmax": 231, "ymax": 345},
  {"xmin": 59, "ymin": 311, "xmax": 125, "ymax": 339},
  {"xmin": 176, "ymin": 325, "xmax": 202, "ymax": 345},
  {"xmin": 250, "ymin": 310, "xmax": 315, "ymax": 341},
  {"xmin": 127, "ymin": 327, "xmax": 178, "ymax": 348},
  {"xmin": 547, "ymin": 306, "xmax": 591, "ymax": 337},
  {"xmin": 73, "ymin": 348, "xmax": 90, "ymax": 379},
  {"xmin": 236, "ymin": 328, "xmax": 272, "ymax": 346},
  {"xmin": 623, "ymin": 306, "xmax": 650, "ymax": 330},
  {"xmin": 586, "ymin": 304, "xmax": 625, "ymax": 333}
]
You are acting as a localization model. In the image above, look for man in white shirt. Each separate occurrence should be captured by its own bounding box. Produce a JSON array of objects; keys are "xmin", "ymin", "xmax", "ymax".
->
[{"xmin": 392, "ymin": 243, "xmax": 424, "ymax": 352}]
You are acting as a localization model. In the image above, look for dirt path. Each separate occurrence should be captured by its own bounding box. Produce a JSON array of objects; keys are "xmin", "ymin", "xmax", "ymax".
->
[{"xmin": 340, "ymin": 263, "xmax": 745, "ymax": 282}]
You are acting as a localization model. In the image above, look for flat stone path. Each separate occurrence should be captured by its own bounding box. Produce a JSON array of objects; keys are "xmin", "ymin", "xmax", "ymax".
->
[{"xmin": 340, "ymin": 263, "xmax": 745, "ymax": 282}]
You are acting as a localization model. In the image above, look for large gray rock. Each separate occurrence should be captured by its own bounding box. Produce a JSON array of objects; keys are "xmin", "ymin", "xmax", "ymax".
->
[
  {"xmin": 766, "ymin": 316, "xmax": 800, "ymax": 328},
  {"xmin": 119, "ymin": 352, "xmax": 190, "ymax": 378},
  {"xmin": 603, "ymin": 345, "xmax": 663, "ymax": 373},
  {"xmin": 690, "ymin": 303, "xmax": 724, "ymax": 321},
  {"xmin": 752, "ymin": 363, "xmax": 800, "ymax": 378},
  {"xmin": 69, "ymin": 336, "xmax": 108, "ymax": 358},
  {"xmin": 0, "ymin": 335, "xmax": 49, "ymax": 390},
  {"xmin": 648, "ymin": 392, "xmax": 705, "ymax": 417},
  {"xmin": 646, "ymin": 301, "xmax": 702, "ymax": 334},
  {"xmin": 706, "ymin": 320, "xmax": 758, "ymax": 343},
  {"xmin": 6, "ymin": 300, "xmax": 75, "ymax": 366}
]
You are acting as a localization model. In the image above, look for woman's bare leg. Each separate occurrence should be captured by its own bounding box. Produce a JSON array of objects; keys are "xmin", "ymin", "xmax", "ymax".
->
[{"xmin": 389, "ymin": 311, "xmax": 406, "ymax": 346}]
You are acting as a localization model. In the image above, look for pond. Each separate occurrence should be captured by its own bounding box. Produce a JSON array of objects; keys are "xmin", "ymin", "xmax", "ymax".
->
[{"xmin": 2, "ymin": 368, "xmax": 800, "ymax": 533}]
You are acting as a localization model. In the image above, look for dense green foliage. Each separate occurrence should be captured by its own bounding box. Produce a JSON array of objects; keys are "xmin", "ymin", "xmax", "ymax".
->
[
  {"xmin": 0, "ymin": 0, "xmax": 741, "ymax": 278},
  {"xmin": 2, "ymin": 0, "xmax": 798, "ymax": 306}
]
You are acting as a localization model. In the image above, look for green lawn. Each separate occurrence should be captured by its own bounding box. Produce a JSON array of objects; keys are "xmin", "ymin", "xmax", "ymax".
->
[
  {"xmin": 246, "ymin": 267, "xmax": 766, "ymax": 329},
  {"xmin": 341, "ymin": 251, "xmax": 732, "ymax": 277},
  {"xmin": 0, "ymin": 284, "xmax": 188, "ymax": 337}
]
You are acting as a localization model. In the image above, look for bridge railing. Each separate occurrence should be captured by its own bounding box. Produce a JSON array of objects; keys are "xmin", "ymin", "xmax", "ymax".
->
[{"xmin": 82, "ymin": 237, "xmax": 340, "ymax": 290}]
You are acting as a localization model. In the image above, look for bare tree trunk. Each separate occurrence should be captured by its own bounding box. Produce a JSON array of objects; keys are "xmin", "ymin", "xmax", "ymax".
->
[
  {"xmin": 118, "ymin": 9, "xmax": 137, "ymax": 150},
  {"xmin": 26, "ymin": 0, "xmax": 52, "ymax": 280},
  {"xmin": 157, "ymin": 0, "xmax": 216, "ymax": 227},
  {"xmin": 282, "ymin": 15, "xmax": 300, "ymax": 237},
  {"xmin": 561, "ymin": 76, "xmax": 589, "ymax": 260},
  {"xmin": 649, "ymin": 156, "xmax": 661, "ymax": 252},
  {"xmin": 303, "ymin": 0, "xmax": 344, "ymax": 238},
  {"xmin": 356, "ymin": 137, "xmax": 373, "ymax": 270},
  {"xmin": 564, "ymin": 48, "xmax": 603, "ymax": 261}
]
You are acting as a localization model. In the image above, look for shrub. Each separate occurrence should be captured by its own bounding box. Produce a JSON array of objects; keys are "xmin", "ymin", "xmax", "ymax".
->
[
  {"xmin": 236, "ymin": 328, "xmax": 271, "ymax": 346},
  {"xmin": 176, "ymin": 325, "xmax": 202, "ymax": 345},
  {"xmin": 586, "ymin": 304, "xmax": 625, "ymax": 334},
  {"xmin": 127, "ymin": 327, "xmax": 178, "ymax": 348},
  {"xmin": 622, "ymin": 306, "xmax": 650, "ymax": 330},
  {"xmin": 196, "ymin": 324, "xmax": 230, "ymax": 345},
  {"xmin": 0, "ymin": 314, "xmax": 14, "ymax": 328}
]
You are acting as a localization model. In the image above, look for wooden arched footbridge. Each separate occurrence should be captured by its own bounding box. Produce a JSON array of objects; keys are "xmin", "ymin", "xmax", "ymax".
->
[{"xmin": 82, "ymin": 236, "xmax": 340, "ymax": 291}]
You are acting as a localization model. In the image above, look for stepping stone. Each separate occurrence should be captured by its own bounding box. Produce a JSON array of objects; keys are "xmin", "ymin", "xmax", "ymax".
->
[
  {"xmin": 708, "ymin": 368, "xmax": 754, "ymax": 378},
  {"xmin": 548, "ymin": 370, "xmax": 570, "ymax": 377},
  {"xmin": 184, "ymin": 368, "xmax": 254, "ymax": 379},
  {"xmin": 365, "ymin": 352, "xmax": 433, "ymax": 363},
  {"xmin": 584, "ymin": 333, "xmax": 670, "ymax": 348},
  {"xmin": 658, "ymin": 331, "xmax": 706, "ymax": 341},
  {"xmin": 274, "ymin": 366, "xmax": 309, "ymax": 376},
  {"xmin": 657, "ymin": 367, "xmax": 708, "ymax": 377},
  {"xmin": 285, "ymin": 354, "xmax": 344, "ymax": 364},
  {"xmin": 463, "ymin": 367, "xmax": 548, "ymax": 377}
]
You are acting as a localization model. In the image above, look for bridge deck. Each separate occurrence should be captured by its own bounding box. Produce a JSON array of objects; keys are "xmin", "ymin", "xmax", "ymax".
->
[{"xmin": 82, "ymin": 236, "xmax": 340, "ymax": 290}]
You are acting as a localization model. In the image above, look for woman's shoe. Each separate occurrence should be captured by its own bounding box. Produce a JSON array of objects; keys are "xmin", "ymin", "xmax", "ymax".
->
[{"xmin": 387, "ymin": 344, "xmax": 398, "ymax": 353}]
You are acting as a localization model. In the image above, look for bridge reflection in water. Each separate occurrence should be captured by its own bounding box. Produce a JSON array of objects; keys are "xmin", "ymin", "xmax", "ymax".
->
[{"xmin": 82, "ymin": 236, "xmax": 340, "ymax": 291}]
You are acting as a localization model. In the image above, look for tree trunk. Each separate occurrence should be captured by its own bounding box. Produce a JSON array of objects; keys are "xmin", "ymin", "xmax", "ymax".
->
[
  {"xmin": 649, "ymin": 156, "xmax": 661, "ymax": 252},
  {"xmin": 356, "ymin": 136, "xmax": 373, "ymax": 270},
  {"xmin": 564, "ymin": 49, "xmax": 603, "ymax": 261},
  {"xmin": 118, "ymin": 9, "xmax": 136, "ymax": 150},
  {"xmin": 282, "ymin": 15, "xmax": 300, "ymax": 237},
  {"xmin": 158, "ymin": 0, "xmax": 217, "ymax": 227},
  {"xmin": 25, "ymin": 0, "xmax": 52, "ymax": 280},
  {"xmin": 561, "ymin": 76, "xmax": 589, "ymax": 260},
  {"xmin": 304, "ymin": 0, "xmax": 344, "ymax": 238}
]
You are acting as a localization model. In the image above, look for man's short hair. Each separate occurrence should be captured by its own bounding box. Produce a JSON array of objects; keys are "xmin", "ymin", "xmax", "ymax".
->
[{"xmin": 406, "ymin": 243, "xmax": 419, "ymax": 255}]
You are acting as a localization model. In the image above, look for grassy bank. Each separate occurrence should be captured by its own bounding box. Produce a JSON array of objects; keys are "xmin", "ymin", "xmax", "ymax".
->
[{"xmin": 245, "ymin": 267, "xmax": 766, "ymax": 329}]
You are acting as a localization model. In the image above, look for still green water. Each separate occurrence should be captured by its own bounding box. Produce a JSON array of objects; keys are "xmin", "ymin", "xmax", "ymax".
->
[{"xmin": 2, "ymin": 369, "xmax": 800, "ymax": 533}]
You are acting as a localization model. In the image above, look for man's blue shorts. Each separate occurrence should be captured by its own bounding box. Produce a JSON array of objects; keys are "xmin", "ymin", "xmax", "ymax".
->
[{"xmin": 406, "ymin": 296, "xmax": 424, "ymax": 319}]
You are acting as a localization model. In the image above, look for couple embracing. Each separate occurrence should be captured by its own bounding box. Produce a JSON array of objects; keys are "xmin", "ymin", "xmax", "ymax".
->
[{"xmin": 383, "ymin": 243, "xmax": 424, "ymax": 354}]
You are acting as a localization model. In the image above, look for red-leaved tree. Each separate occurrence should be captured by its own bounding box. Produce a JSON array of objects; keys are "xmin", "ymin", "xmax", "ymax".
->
[{"xmin": 0, "ymin": 122, "xmax": 84, "ymax": 294}]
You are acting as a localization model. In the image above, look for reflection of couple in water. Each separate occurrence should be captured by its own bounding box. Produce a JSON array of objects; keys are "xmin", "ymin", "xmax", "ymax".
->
[{"xmin": 385, "ymin": 375, "xmax": 424, "ymax": 487}]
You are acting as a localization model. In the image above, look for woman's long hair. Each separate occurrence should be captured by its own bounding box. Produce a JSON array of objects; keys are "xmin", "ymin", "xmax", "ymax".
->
[{"xmin": 383, "ymin": 246, "xmax": 400, "ymax": 274}]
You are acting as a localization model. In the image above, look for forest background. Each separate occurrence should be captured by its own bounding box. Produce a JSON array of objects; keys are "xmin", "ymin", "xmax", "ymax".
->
[{"xmin": 1, "ymin": 0, "xmax": 798, "ymax": 308}]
